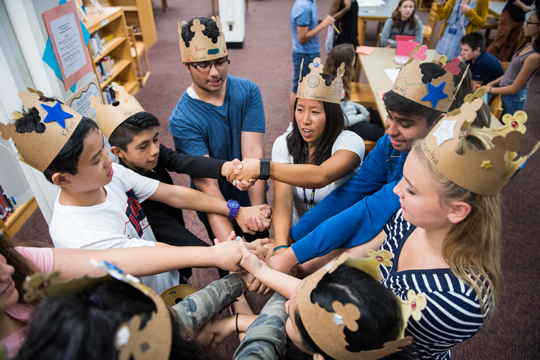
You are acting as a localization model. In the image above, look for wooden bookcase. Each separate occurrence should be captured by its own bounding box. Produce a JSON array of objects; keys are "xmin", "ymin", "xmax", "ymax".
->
[
  {"xmin": 0, "ymin": 197, "xmax": 38, "ymax": 240},
  {"xmin": 83, "ymin": 6, "xmax": 140, "ymax": 98},
  {"xmin": 86, "ymin": 0, "xmax": 157, "ymax": 50}
]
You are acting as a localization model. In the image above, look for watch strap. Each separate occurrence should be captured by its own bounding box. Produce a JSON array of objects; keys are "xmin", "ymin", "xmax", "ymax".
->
[
  {"xmin": 226, "ymin": 200, "xmax": 240, "ymax": 220},
  {"xmin": 259, "ymin": 158, "xmax": 270, "ymax": 180}
]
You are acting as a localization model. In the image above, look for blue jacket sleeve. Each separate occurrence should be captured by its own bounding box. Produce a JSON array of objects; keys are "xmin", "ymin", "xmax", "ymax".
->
[
  {"xmin": 291, "ymin": 181, "xmax": 401, "ymax": 263},
  {"xmin": 414, "ymin": 19, "xmax": 424, "ymax": 44},
  {"xmin": 380, "ymin": 19, "xmax": 392, "ymax": 47},
  {"xmin": 290, "ymin": 135, "xmax": 391, "ymax": 241}
]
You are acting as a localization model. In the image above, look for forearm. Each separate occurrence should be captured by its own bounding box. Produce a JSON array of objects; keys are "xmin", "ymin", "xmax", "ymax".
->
[
  {"xmin": 251, "ymin": 262, "xmax": 301, "ymax": 299},
  {"xmin": 247, "ymin": 180, "xmax": 266, "ymax": 206},
  {"xmin": 270, "ymin": 162, "xmax": 341, "ymax": 189},
  {"xmin": 487, "ymin": 75, "xmax": 503, "ymax": 87},
  {"xmin": 513, "ymin": 0, "xmax": 530, "ymax": 11},
  {"xmin": 273, "ymin": 182, "xmax": 294, "ymax": 248},
  {"xmin": 489, "ymin": 84, "xmax": 520, "ymax": 95},
  {"xmin": 331, "ymin": 4, "xmax": 350, "ymax": 21},
  {"xmin": 300, "ymin": 23, "xmax": 327, "ymax": 43},
  {"xmin": 52, "ymin": 245, "xmax": 225, "ymax": 280}
]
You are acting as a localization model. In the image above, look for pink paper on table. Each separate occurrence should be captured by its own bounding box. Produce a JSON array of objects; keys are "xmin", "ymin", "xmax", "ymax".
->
[
  {"xmin": 356, "ymin": 46, "xmax": 375, "ymax": 55},
  {"xmin": 378, "ymin": 91, "xmax": 386, "ymax": 99},
  {"xmin": 396, "ymin": 41, "xmax": 420, "ymax": 57}
]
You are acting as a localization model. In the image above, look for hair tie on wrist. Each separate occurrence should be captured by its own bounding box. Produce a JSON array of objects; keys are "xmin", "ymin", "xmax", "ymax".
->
[
  {"xmin": 236, "ymin": 313, "xmax": 240, "ymax": 334},
  {"xmin": 273, "ymin": 245, "xmax": 289, "ymax": 253}
]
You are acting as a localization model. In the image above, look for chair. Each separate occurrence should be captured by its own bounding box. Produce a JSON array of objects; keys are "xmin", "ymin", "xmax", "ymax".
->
[
  {"xmin": 501, "ymin": 61, "xmax": 510, "ymax": 73},
  {"xmin": 364, "ymin": 140, "xmax": 377, "ymax": 153},
  {"xmin": 422, "ymin": 1, "xmax": 438, "ymax": 48},
  {"xmin": 127, "ymin": 26, "xmax": 151, "ymax": 86},
  {"xmin": 482, "ymin": 15, "xmax": 499, "ymax": 40},
  {"xmin": 490, "ymin": 95, "xmax": 503, "ymax": 119},
  {"xmin": 416, "ymin": 0, "xmax": 433, "ymax": 11},
  {"xmin": 351, "ymin": 82, "xmax": 377, "ymax": 109},
  {"xmin": 377, "ymin": 32, "xmax": 382, "ymax": 47}
]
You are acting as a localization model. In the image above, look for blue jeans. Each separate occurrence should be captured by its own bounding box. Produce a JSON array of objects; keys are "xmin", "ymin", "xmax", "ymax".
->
[
  {"xmin": 502, "ymin": 88, "xmax": 527, "ymax": 117},
  {"xmin": 292, "ymin": 52, "xmax": 319, "ymax": 93}
]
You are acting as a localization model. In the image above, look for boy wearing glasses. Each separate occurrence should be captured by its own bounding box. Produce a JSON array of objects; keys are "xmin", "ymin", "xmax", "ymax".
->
[{"xmin": 170, "ymin": 17, "xmax": 268, "ymax": 243}]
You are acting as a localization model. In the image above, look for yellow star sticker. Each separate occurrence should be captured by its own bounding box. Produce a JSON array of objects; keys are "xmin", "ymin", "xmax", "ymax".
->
[{"xmin": 481, "ymin": 160, "xmax": 492, "ymax": 169}]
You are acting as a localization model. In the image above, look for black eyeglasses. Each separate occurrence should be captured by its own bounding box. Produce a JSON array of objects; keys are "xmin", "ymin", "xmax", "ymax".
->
[
  {"xmin": 190, "ymin": 57, "xmax": 230, "ymax": 72},
  {"xmin": 525, "ymin": 20, "xmax": 539, "ymax": 25}
]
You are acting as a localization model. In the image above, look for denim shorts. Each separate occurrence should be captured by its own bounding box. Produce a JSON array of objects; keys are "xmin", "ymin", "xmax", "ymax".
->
[
  {"xmin": 502, "ymin": 88, "xmax": 527, "ymax": 117},
  {"xmin": 292, "ymin": 51, "xmax": 320, "ymax": 93}
]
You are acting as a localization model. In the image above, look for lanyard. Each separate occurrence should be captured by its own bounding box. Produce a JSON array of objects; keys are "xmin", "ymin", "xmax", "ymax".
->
[
  {"xmin": 302, "ymin": 145, "xmax": 316, "ymax": 211},
  {"xmin": 452, "ymin": 0, "xmax": 470, "ymax": 29}
]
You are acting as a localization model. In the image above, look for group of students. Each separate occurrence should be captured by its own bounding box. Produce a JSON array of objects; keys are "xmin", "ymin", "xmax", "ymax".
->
[{"xmin": 0, "ymin": 10, "xmax": 539, "ymax": 360}]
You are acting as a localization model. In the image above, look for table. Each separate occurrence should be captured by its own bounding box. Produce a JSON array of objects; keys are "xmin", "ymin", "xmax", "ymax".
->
[
  {"xmin": 358, "ymin": 47, "xmax": 440, "ymax": 121},
  {"xmin": 356, "ymin": 0, "xmax": 400, "ymax": 46}
]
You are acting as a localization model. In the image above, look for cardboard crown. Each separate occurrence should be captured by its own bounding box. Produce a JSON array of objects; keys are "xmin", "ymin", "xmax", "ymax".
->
[
  {"xmin": 0, "ymin": 90, "xmax": 83, "ymax": 172},
  {"xmin": 178, "ymin": 16, "xmax": 228, "ymax": 63},
  {"xmin": 422, "ymin": 98, "xmax": 540, "ymax": 195},
  {"xmin": 297, "ymin": 58, "xmax": 345, "ymax": 104},
  {"xmin": 24, "ymin": 260, "xmax": 172, "ymax": 360},
  {"xmin": 392, "ymin": 44, "xmax": 467, "ymax": 112},
  {"xmin": 298, "ymin": 251, "xmax": 427, "ymax": 359},
  {"xmin": 89, "ymin": 83, "xmax": 145, "ymax": 140}
]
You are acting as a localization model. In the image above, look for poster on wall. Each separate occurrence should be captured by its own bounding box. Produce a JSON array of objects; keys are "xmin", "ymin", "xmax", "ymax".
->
[
  {"xmin": 42, "ymin": 0, "xmax": 93, "ymax": 91},
  {"xmin": 65, "ymin": 76, "xmax": 102, "ymax": 120}
]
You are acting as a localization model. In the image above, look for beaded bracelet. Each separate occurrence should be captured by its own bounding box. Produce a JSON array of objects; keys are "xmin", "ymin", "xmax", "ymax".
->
[{"xmin": 273, "ymin": 245, "xmax": 289, "ymax": 253}]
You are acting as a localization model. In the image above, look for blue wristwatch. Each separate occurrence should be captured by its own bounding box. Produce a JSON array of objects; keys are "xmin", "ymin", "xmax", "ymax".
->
[{"xmin": 226, "ymin": 200, "xmax": 240, "ymax": 220}]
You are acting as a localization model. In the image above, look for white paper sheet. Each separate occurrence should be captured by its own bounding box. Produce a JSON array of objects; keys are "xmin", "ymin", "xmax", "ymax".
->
[
  {"xmin": 357, "ymin": 0, "xmax": 385, "ymax": 8},
  {"xmin": 384, "ymin": 68, "xmax": 400, "ymax": 83},
  {"xmin": 50, "ymin": 12, "xmax": 87, "ymax": 79}
]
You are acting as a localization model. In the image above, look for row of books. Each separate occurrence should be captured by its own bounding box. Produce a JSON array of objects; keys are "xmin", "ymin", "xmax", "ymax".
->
[
  {"xmin": 0, "ymin": 186, "xmax": 17, "ymax": 221},
  {"xmin": 88, "ymin": 32, "xmax": 114, "ymax": 58},
  {"xmin": 102, "ymin": 84, "xmax": 119, "ymax": 105},
  {"xmin": 95, "ymin": 56, "xmax": 115, "ymax": 82}
]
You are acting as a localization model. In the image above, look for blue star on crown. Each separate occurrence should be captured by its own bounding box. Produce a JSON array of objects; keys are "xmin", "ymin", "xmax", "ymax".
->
[
  {"xmin": 40, "ymin": 102, "xmax": 73, "ymax": 129},
  {"xmin": 421, "ymin": 82, "xmax": 448, "ymax": 109}
]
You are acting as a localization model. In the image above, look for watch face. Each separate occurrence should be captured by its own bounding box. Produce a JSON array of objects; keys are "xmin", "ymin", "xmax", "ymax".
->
[{"xmin": 229, "ymin": 201, "xmax": 239, "ymax": 209}]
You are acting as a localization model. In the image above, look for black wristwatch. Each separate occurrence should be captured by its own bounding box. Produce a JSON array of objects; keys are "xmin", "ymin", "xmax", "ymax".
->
[{"xmin": 259, "ymin": 158, "xmax": 270, "ymax": 180}]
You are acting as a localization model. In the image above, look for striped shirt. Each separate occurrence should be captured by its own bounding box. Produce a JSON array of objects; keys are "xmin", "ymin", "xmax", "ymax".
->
[{"xmin": 379, "ymin": 210, "xmax": 490, "ymax": 360}]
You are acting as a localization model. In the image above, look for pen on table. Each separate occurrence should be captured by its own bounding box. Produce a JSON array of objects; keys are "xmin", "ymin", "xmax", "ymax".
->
[{"xmin": 333, "ymin": 24, "xmax": 341, "ymax": 35}]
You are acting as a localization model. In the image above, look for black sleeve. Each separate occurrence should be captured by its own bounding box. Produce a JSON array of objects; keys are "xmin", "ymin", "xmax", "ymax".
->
[
  {"xmin": 159, "ymin": 144, "xmax": 226, "ymax": 179},
  {"xmin": 142, "ymin": 200, "xmax": 210, "ymax": 248}
]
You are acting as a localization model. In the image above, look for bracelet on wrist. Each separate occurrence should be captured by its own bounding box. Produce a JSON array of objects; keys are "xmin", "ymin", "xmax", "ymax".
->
[{"xmin": 273, "ymin": 245, "xmax": 289, "ymax": 253}]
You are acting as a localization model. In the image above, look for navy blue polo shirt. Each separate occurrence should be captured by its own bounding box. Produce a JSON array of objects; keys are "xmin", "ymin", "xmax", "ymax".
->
[
  {"xmin": 468, "ymin": 50, "xmax": 504, "ymax": 85},
  {"xmin": 504, "ymin": 0, "xmax": 536, "ymax": 22}
]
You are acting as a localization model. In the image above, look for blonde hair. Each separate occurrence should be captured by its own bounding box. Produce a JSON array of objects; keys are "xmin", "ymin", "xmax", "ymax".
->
[
  {"xmin": 412, "ymin": 132, "xmax": 501, "ymax": 315},
  {"xmin": 324, "ymin": 44, "xmax": 355, "ymax": 101}
]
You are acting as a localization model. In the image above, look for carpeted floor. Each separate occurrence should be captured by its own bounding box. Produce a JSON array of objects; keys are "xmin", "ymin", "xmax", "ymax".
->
[{"xmin": 13, "ymin": 0, "xmax": 540, "ymax": 358}]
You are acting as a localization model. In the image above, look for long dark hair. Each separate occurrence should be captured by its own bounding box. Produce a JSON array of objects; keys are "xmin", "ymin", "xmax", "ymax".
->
[
  {"xmin": 533, "ymin": 8, "xmax": 540, "ymax": 53},
  {"xmin": 391, "ymin": 0, "xmax": 417, "ymax": 31},
  {"xmin": 324, "ymin": 44, "xmax": 355, "ymax": 101},
  {"xmin": 294, "ymin": 265, "xmax": 409, "ymax": 359},
  {"xmin": 17, "ymin": 280, "xmax": 215, "ymax": 360},
  {"xmin": 287, "ymin": 74, "xmax": 345, "ymax": 166},
  {"xmin": 0, "ymin": 233, "xmax": 39, "ymax": 305}
]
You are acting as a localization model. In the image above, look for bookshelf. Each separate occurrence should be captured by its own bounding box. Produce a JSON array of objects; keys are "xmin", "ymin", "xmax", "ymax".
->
[
  {"xmin": 0, "ymin": 197, "xmax": 38, "ymax": 240},
  {"xmin": 83, "ymin": 6, "xmax": 139, "ymax": 100},
  {"xmin": 86, "ymin": 0, "xmax": 157, "ymax": 50}
]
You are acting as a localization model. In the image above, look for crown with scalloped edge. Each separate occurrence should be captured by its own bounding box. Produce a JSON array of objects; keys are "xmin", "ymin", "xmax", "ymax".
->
[
  {"xmin": 297, "ymin": 58, "xmax": 345, "ymax": 104},
  {"xmin": 178, "ymin": 16, "xmax": 227, "ymax": 63},
  {"xmin": 392, "ymin": 44, "xmax": 467, "ymax": 112},
  {"xmin": 89, "ymin": 83, "xmax": 145, "ymax": 140},
  {"xmin": 298, "ymin": 251, "xmax": 426, "ymax": 360},
  {"xmin": 422, "ymin": 98, "xmax": 540, "ymax": 195},
  {"xmin": 0, "ymin": 90, "xmax": 83, "ymax": 172},
  {"xmin": 24, "ymin": 260, "xmax": 172, "ymax": 360}
]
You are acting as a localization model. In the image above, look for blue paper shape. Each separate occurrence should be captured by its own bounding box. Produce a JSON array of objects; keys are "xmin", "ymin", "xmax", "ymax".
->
[
  {"xmin": 42, "ymin": 0, "xmax": 91, "ymax": 93},
  {"xmin": 41, "ymin": 102, "xmax": 73, "ymax": 128},
  {"xmin": 421, "ymin": 81, "xmax": 448, "ymax": 108}
]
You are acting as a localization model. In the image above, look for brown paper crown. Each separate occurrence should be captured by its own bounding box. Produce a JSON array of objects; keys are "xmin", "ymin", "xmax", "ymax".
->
[
  {"xmin": 178, "ymin": 16, "xmax": 228, "ymax": 63},
  {"xmin": 298, "ymin": 251, "xmax": 427, "ymax": 360},
  {"xmin": 0, "ymin": 90, "xmax": 83, "ymax": 172},
  {"xmin": 89, "ymin": 83, "xmax": 145, "ymax": 140},
  {"xmin": 24, "ymin": 260, "xmax": 172, "ymax": 360},
  {"xmin": 297, "ymin": 58, "xmax": 345, "ymax": 104},
  {"xmin": 422, "ymin": 97, "xmax": 540, "ymax": 195},
  {"xmin": 392, "ymin": 44, "xmax": 467, "ymax": 112}
]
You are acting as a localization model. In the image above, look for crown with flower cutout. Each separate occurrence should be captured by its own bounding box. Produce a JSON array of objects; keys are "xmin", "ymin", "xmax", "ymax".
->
[
  {"xmin": 24, "ymin": 260, "xmax": 172, "ymax": 360},
  {"xmin": 89, "ymin": 83, "xmax": 145, "ymax": 139},
  {"xmin": 0, "ymin": 89, "xmax": 83, "ymax": 172},
  {"xmin": 392, "ymin": 45, "xmax": 467, "ymax": 112},
  {"xmin": 422, "ymin": 98, "xmax": 540, "ymax": 195},
  {"xmin": 297, "ymin": 58, "xmax": 345, "ymax": 104},
  {"xmin": 298, "ymin": 251, "xmax": 426, "ymax": 359},
  {"xmin": 178, "ymin": 16, "xmax": 228, "ymax": 63}
]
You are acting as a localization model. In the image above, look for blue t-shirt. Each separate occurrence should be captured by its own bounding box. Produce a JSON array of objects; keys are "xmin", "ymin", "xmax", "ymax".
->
[
  {"xmin": 468, "ymin": 50, "xmax": 504, "ymax": 85},
  {"xmin": 169, "ymin": 75, "xmax": 265, "ymax": 213},
  {"xmin": 290, "ymin": 134, "xmax": 405, "ymax": 263},
  {"xmin": 291, "ymin": 0, "xmax": 320, "ymax": 54}
]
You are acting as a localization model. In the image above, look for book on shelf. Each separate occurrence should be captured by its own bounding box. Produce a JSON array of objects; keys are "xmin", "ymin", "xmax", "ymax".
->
[
  {"xmin": 102, "ymin": 84, "xmax": 119, "ymax": 105},
  {"xmin": 95, "ymin": 56, "xmax": 115, "ymax": 82},
  {"xmin": 88, "ymin": 32, "xmax": 115, "ymax": 58},
  {"xmin": 0, "ymin": 185, "xmax": 17, "ymax": 221}
]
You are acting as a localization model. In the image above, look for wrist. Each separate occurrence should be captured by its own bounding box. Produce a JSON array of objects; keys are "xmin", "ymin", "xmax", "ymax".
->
[
  {"xmin": 258, "ymin": 158, "xmax": 270, "ymax": 180},
  {"xmin": 226, "ymin": 200, "xmax": 240, "ymax": 220},
  {"xmin": 220, "ymin": 162, "xmax": 231, "ymax": 178}
]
